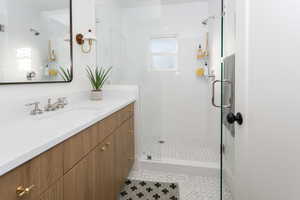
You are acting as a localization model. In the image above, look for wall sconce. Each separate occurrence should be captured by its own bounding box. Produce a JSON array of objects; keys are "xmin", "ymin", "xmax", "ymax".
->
[{"xmin": 76, "ymin": 29, "xmax": 97, "ymax": 54}]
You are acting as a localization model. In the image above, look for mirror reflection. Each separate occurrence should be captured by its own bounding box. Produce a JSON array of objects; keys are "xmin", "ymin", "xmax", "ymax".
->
[{"xmin": 0, "ymin": 0, "xmax": 72, "ymax": 84}]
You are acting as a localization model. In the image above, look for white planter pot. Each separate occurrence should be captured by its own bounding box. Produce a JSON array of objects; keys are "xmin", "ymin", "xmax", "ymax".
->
[{"xmin": 90, "ymin": 90, "xmax": 103, "ymax": 101}]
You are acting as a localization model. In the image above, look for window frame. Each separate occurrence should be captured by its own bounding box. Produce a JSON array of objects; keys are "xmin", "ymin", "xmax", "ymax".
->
[{"xmin": 148, "ymin": 34, "xmax": 178, "ymax": 72}]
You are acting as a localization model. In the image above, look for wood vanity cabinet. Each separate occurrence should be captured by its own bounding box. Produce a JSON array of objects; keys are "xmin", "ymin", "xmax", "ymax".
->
[{"xmin": 0, "ymin": 103, "xmax": 135, "ymax": 200}]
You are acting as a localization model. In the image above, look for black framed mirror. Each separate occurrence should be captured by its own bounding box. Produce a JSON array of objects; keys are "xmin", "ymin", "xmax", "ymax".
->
[{"xmin": 0, "ymin": 0, "xmax": 73, "ymax": 84}]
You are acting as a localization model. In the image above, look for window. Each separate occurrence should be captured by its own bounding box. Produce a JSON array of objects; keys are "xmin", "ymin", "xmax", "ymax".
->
[
  {"xmin": 16, "ymin": 48, "xmax": 32, "ymax": 71},
  {"xmin": 150, "ymin": 35, "xmax": 178, "ymax": 71}
]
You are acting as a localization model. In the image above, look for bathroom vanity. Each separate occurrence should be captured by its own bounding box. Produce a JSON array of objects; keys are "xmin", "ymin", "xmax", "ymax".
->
[{"xmin": 0, "ymin": 102, "xmax": 135, "ymax": 200}]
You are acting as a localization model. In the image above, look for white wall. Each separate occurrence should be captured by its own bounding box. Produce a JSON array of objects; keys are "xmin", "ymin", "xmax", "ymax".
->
[
  {"xmin": 0, "ymin": 0, "xmax": 96, "ymax": 121},
  {"xmin": 95, "ymin": 0, "xmax": 122, "ymax": 83},
  {"xmin": 115, "ymin": 1, "xmax": 217, "ymax": 160}
]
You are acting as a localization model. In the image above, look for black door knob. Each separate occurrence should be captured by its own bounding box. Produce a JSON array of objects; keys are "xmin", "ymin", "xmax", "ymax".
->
[{"xmin": 227, "ymin": 112, "xmax": 243, "ymax": 125}]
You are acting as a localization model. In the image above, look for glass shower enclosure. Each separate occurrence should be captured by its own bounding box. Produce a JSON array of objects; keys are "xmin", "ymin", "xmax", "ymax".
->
[{"xmin": 95, "ymin": 0, "xmax": 234, "ymax": 199}]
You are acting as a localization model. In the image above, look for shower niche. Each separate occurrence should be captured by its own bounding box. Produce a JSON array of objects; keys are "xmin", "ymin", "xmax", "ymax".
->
[{"xmin": 0, "ymin": 0, "xmax": 73, "ymax": 84}]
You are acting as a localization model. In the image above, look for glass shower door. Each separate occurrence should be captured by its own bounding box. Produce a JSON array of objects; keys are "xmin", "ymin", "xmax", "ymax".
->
[{"xmin": 221, "ymin": 0, "xmax": 237, "ymax": 199}]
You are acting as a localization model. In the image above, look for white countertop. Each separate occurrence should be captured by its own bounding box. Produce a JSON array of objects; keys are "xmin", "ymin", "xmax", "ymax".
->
[{"xmin": 0, "ymin": 86, "xmax": 138, "ymax": 176}]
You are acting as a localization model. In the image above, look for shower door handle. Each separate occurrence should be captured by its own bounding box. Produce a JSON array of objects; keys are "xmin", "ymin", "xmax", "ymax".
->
[
  {"xmin": 226, "ymin": 112, "xmax": 243, "ymax": 125},
  {"xmin": 227, "ymin": 112, "xmax": 243, "ymax": 125},
  {"xmin": 211, "ymin": 79, "xmax": 232, "ymax": 108}
]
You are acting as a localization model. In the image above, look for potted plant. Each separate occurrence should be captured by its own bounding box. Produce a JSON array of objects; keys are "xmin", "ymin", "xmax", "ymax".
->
[{"xmin": 86, "ymin": 66, "xmax": 112, "ymax": 101}]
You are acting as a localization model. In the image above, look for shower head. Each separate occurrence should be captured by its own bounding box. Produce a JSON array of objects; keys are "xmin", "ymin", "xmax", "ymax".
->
[
  {"xmin": 202, "ymin": 20, "xmax": 208, "ymax": 26},
  {"xmin": 30, "ymin": 28, "xmax": 40, "ymax": 36},
  {"xmin": 201, "ymin": 16, "xmax": 216, "ymax": 26}
]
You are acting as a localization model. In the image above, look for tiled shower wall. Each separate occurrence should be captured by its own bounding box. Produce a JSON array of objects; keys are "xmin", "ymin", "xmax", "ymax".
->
[{"xmin": 97, "ymin": 0, "xmax": 220, "ymax": 163}]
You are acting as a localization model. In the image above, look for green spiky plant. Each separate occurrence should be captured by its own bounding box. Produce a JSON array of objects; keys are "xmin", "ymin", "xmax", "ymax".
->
[
  {"xmin": 86, "ymin": 66, "xmax": 112, "ymax": 91},
  {"xmin": 59, "ymin": 67, "xmax": 72, "ymax": 82}
]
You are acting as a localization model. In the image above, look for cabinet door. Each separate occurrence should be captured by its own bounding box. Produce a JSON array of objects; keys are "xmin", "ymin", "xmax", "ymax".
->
[
  {"xmin": 40, "ymin": 179, "xmax": 63, "ymax": 200},
  {"xmin": 122, "ymin": 118, "xmax": 135, "ymax": 175},
  {"xmin": 96, "ymin": 135, "xmax": 115, "ymax": 200},
  {"xmin": 63, "ymin": 150, "xmax": 97, "ymax": 200},
  {"xmin": 115, "ymin": 118, "xmax": 135, "ymax": 193},
  {"xmin": 0, "ymin": 158, "xmax": 40, "ymax": 200}
]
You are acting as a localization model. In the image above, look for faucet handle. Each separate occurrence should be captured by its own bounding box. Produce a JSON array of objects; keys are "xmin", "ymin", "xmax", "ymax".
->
[
  {"xmin": 58, "ymin": 97, "xmax": 68, "ymax": 105},
  {"xmin": 25, "ymin": 102, "xmax": 40, "ymax": 107},
  {"xmin": 26, "ymin": 102, "xmax": 43, "ymax": 115},
  {"xmin": 44, "ymin": 98, "xmax": 53, "ymax": 111}
]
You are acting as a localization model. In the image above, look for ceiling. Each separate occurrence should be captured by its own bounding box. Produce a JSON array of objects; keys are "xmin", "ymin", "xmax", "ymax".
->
[
  {"xmin": 19, "ymin": 0, "xmax": 69, "ymax": 11},
  {"xmin": 119, "ymin": 0, "xmax": 208, "ymax": 8}
]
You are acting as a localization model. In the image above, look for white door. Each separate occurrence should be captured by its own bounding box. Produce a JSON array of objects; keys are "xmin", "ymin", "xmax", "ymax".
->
[{"xmin": 234, "ymin": 0, "xmax": 300, "ymax": 200}]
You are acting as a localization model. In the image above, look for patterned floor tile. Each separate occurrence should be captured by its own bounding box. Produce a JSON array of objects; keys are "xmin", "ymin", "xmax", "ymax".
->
[
  {"xmin": 119, "ymin": 179, "xmax": 180, "ymax": 200},
  {"xmin": 127, "ymin": 169, "xmax": 233, "ymax": 200}
]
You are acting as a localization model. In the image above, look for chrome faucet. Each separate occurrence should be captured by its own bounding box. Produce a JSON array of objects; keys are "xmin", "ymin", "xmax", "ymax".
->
[
  {"xmin": 56, "ymin": 97, "xmax": 68, "ymax": 109},
  {"xmin": 26, "ymin": 102, "xmax": 43, "ymax": 115},
  {"xmin": 44, "ymin": 97, "xmax": 68, "ymax": 111},
  {"xmin": 44, "ymin": 98, "xmax": 55, "ymax": 111}
]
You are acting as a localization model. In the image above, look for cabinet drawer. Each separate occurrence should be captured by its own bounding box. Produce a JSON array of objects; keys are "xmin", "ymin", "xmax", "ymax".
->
[
  {"xmin": 63, "ymin": 123, "xmax": 98, "ymax": 173},
  {"xmin": 118, "ymin": 104, "xmax": 134, "ymax": 125},
  {"xmin": 0, "ymin": 157, "xmax": 40, "ymax": 200},
  {"xmin": 99, "ymin": 113, "xmax": 118, "ymax": 142}
]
